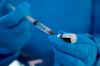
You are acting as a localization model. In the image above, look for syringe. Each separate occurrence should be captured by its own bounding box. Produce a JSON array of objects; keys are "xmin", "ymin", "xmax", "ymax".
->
[
  {"xmin": 7, "ymin": 3, "xmax": 77, "ymax": 43},
  {"xmin": 7, "ymin": 3, "xmax": 55, "ymax": 35}
]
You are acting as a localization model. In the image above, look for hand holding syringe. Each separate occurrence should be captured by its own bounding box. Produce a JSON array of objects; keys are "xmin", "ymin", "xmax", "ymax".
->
[
  {"xmin": 7, "ymin": 3, "xmax": 54, "ymax": 35},
  {"xmin": 7, "ymin": 3, "xmax": 77, "ymax": 43}
]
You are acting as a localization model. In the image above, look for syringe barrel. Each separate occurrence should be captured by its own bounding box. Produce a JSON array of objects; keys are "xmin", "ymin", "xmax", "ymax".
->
[{"xmin": 26, "ymin": 16, "xmax": 54, "ymax": 35}]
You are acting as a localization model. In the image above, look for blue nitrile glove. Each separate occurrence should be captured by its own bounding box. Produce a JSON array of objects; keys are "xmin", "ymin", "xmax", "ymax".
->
[
  {"xmin": 48, "ymin": 32, "xmax": 97, "ymax": 66},
  {"xmin": 0, "ymin": 0, "xmax": 12, "ymax": 17},
  {"xmin": 95, "ymin": 57, "xmax": 100, "ymax": 66},
  {"xmin": 92, "ymin": 34, "xmax": 100, "ymax": 55},
  {"xmin": 0, "ymin": 2, "xmax": 31, "ymax": 52}
]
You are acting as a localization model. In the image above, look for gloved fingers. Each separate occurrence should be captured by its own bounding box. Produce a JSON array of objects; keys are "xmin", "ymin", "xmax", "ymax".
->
[
  {"xmin": 0, "ymin": 0, "xmax": 13, "ymax": 17},
  {"xmin": 48, "ymin": 35, "xmax": 78, "ymax": 56},
  {"xmin": 76, "ymin": 34, "xmax": 97, "ymax": 48},
  {"xmin": 0, "ymin": 2, "xmax": 31, "ymax": 28},
  {"xmin": 76, "ymin": 34, "xmax": 95, "ymax": 44},
  {"xmin": 11, "ymin": 19, "xmax": 31, "ymax": 32},
  {"xmin": 53, "ymin": 47, "xmax": 85, "ymax": 66},
  {"xmin": 48, "ymin": 35, "xmax": 97, "ymax": 61},
  {"xmin": 0, "ymin": 25, "xmax": 31, "ymax": 52}
]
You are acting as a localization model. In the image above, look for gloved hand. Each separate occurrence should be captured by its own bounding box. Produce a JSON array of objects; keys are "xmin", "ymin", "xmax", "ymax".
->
[
  {"xmin": 0, "ymin": 0, "xmax": 12, "ymax": 17},
  {"xmin": 48, "ymin": 32, "xmax": 97, "ymax": 66},
  {"xmin": 92, "ymin": 34, "xmax": 100, "ymax": 55},
  {"xmin": 0, "ymin": 2, "xmax": 31, "ymax": 52}
]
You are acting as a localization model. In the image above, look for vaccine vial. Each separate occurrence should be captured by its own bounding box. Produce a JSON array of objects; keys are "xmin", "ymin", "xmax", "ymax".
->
[{"xmin": 57, "ymin": 33, "xmax": 77, "ymax": 43}]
